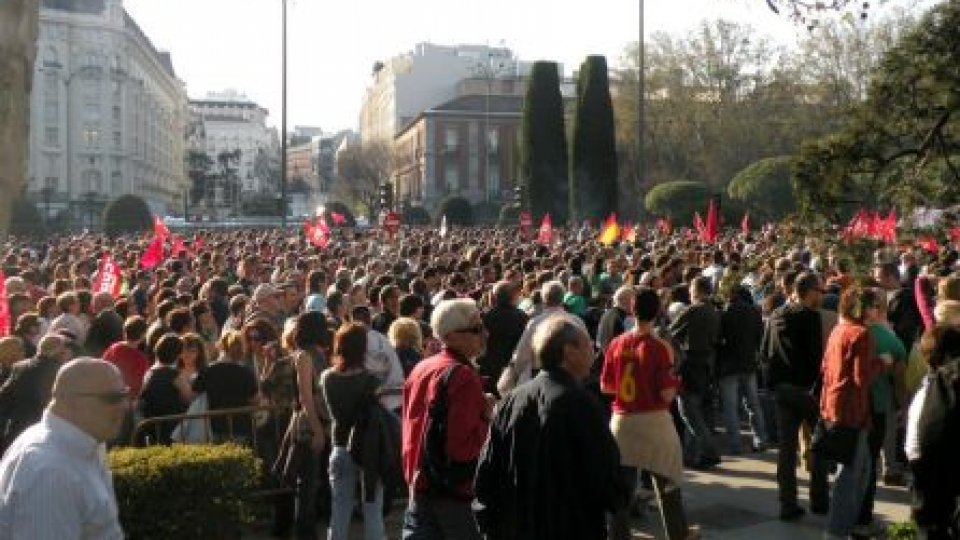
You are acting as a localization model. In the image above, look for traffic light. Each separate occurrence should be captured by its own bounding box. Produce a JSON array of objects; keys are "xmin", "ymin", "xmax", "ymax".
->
[
  {"xmin": 378, "ymin": 183, "xmax": 393, "ymax": 210},
  {"xmin": 513, "ymin": 184, "xmax": 522, "ymax": 209}
]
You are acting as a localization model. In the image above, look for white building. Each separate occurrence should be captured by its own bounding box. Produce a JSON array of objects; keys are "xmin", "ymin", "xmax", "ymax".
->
[
  {"xmin": 27, "ymin": 0, "xmax": 188, "ymax": 224},
  {"xmin": 360, "ymin": 43, "xmax": 539, "ymax": 144},
  {"xmin": 188, "ymin": 90, "xmax": 279, "ymax": 203}
]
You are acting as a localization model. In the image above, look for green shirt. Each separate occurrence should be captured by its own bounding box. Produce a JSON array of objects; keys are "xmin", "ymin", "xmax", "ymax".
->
[
  {"xmin": 563, "ymin": 292, "xmax": 588, "ymax": 317},
  {"xmin": 868, "ymin": 322, "xmax": 906, "ymax": 414}
]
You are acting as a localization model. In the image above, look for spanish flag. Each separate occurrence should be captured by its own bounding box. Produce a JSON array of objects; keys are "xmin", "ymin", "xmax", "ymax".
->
[
  {"xmin": 598, "ymin": 213, "xmax": 620, "ymax": 245},
  {"xmin": 621, "ymin": 223, "xmax": 636, "ymax": 243}
]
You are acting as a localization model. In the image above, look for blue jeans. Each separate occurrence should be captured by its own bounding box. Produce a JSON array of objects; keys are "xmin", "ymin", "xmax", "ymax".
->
[
  {"xmin": 718, "ymin": 373, "xmax": 768, "ymax": 453},
  {"xmin": 328, "ymin": 446, "xmax": 384, "ymax": 540},
  {"xmin": 827, "ymin": 430, "xmax": 871, "ymax": 536}
]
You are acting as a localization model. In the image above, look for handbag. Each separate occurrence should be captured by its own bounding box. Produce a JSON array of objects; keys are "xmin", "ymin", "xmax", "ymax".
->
[
  {"xmin": 811, "ymin": 419, "xmax": 859, "ymax": 464},
  {"xmin": 272, "ymin": 409, "xmax": 313, "ymax": 487}
]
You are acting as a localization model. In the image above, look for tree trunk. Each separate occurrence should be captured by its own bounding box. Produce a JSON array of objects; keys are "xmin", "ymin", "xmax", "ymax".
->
[{"xmin": 0, "ymin": 0, "xmax": 40, "ymax": 238}]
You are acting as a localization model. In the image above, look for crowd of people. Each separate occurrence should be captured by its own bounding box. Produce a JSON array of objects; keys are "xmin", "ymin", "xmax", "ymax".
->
[{"xmin": 0, "ymin": 222, "xmax": 958, "ymax": 539}]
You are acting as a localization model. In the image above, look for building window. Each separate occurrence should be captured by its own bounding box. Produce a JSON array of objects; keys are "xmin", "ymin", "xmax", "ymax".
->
[
  {"xmin": 444, "ymin": 160, "xmax": 459, "ymax": 192},
  {"xmin": 44, "ymin": 177, "xmax": 58, "ymax": 193},
  {"xmin": 84, "ymin": 103, "xmax": 100, "ymax": 122},
  {"xmin": 45, "ymin": 73, "xmax": 58, "ymax": 93},
  {"xmin": 488, "ymin": 164, "xmax": 500, "ymax": 198},
  {"xmin": 82, "ymin": 170, "xmax": 102, "ymax": 193},
  {"xmin": 83, "ymin": 126, "xmax": 100, "ymax": 148},
  {"xmin": 487, "ymin": 128, "xmax": 499, "ymax": 154},
  {"xmin": 113, "ymin": 131, "xmax": 121, "ymax": 149},
  {"xmin": 112, "ymin": 105, "xmax": 121, "ymax": 123},
  {"xmin": 111, "ymin": 171, "xmax": 122, "ymax": 193},
  {"xmin": 444, "ymin": 127, "xmax": 458, "ymax": 152},
  {"xmin": 44, "ymin": 126, "xmax": 59, "ymax": 147},
  {"xmin": 44, "ymin": 100, "xmax": 58, "ymax": 122}
]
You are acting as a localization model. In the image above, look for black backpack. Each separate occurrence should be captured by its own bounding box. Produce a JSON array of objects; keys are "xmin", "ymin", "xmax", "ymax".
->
[{"xmin": 420, "ymin": 364, "xmax": 478, "ymax": 495}]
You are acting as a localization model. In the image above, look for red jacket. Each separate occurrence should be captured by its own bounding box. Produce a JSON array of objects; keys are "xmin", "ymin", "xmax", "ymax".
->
[
  {"xmin": 402, "ymin": 349, "xmax": 489, "ymax": 498},
  {"xmin": 819, "ymin": 321, "xmax": 881, "ymax": 429}
]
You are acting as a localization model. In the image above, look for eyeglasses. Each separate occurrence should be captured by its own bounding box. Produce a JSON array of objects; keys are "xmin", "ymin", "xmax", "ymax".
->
[
  {"xmin": 456, "ymin": 325, "xmax": 485, "ymax": 335},
  {"xmin": 70, "ymin": 388, "xmax": 131, "ymax": 405}
]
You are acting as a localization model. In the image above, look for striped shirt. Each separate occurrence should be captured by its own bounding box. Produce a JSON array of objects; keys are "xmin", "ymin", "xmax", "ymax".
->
[{"xmin": 0, "ymin": 411, "xmax": 123, "ymax": 539}]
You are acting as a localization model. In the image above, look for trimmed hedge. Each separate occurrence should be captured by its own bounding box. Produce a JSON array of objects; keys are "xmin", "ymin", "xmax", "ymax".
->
[
  {"xmin": 109, "ymin": 444, "xmax": 261, "ymax": 539},
  {"xmin": 437, "ymin": 196, "xmax": 473, "ymax": 226},
  {"xmin": 103, "ymin": 194, "xmax": 153, "ymax": 237}
]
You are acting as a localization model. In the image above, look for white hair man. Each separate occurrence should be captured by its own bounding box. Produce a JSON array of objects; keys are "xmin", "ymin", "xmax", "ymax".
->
[
  {"xmin": 497, "ymin": 281, "xmax": 587, "ymax": 395},
  {"xmin": 0, "ymin": 358, "xmax": 128, "ymax": 539},
  {"xmin": 401, "ymin": 298, "xmax": 495, "ymax": 540}
]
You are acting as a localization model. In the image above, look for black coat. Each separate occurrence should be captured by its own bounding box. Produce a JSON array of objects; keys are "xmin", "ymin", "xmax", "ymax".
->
[
  {"xmin": 474, "ymin": 369, "xmax": 628, "ymax": 540},
  {"xmin": 478, "ymin": 304, "xmax": 528, "ymax": 389},
  {"xmin": 717, "ymin": 299, "xmax": 764, "ymax": 377},
  {"xmin": 888, "ymin": 286, "xmax": 922, "ymax": 351},
  {"xmin": 85, "ymin": 309, "xmax": 124, "ymax": 358},
  {"xmin": 760, "ymin": 303, "xmax": 823, "ymax": 389},
  {"xmin": 0, "ymin": 355, "xmax": 62, "ymax": 450},
  {"xmin": 912, "ymin": 357, "xmax": 960, "ymax": 538}
]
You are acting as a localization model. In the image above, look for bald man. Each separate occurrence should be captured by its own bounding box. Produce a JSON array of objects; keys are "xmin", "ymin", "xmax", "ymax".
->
[{"xmin": 0, "ymin": 358, "xmax": 127, "ymax": 539}]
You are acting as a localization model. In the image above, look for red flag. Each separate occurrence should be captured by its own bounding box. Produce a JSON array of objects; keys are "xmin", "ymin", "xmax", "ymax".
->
[
  {"xmin": 882, "ymin": 209, "xmax": 897, "ymax": 244},
  {"xmin": 93, "ymin": 254, "xmax": 123, "ymax": 298},
  {"xmin": 193, "ymin": 234, "xmax": 205, "ymax": 252},
  {"xmin": 153, "ymin": 216, "xmax": 170, "ymax": 239},
  {"xmin": 171, "ymin": 235, "xmax": 187, "ymax": 258},
  {"xmin": 598, "ymin": 213, "xmax": 620, "ymax": 245},
  {"xmin": 919, "ymin": 236, "xmax": 941, "ymax": 254},
  {"xmin": 139, "ymin": 236, "xmax": 164, "ymax": 270},
  {"xmin": 621, "ymin": 223, "xmax": 636, "ymax": 243},
  {"xmin": 693, "ymin": 212, "xmax": 705, "ymax": 237},
  {"xmin": 537, "ymin": 214, "xmax": 553, "ymax": 245},
  {"xmin": 330, "ymin": 212, "xmax": 346, "ymax": 225},
  {"xmin": 305, "ymin": 219, "xmax": 330, "ymax": 248},
  {"xmin": 741, "ymin": 212, "xmax": 750, "ymax": 234},
  {"xmin": 0, "ymin": 270, "xmax": 9, "ymax": 337},
  {"xmin": 704, "ymin": 198, "xmax": 719, "ymax": 243}
]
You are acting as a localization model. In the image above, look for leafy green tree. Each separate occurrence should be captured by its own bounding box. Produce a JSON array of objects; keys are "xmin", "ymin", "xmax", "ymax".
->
[
  {"xmin": 520, "ymin": 61, "xmax": 569, "ymax": 223},
  {"xmin": 102, "ymin": 194, "xmax": 153, "ymax": 237},
  {"xmin": 644, "ymin": 180, "xmax": 710, "ymax": 223},
  {"xmin": 571, "ymin": 55, "xmax": 619, "ymax": 222},
  {"xmin": 334, "ymin": 141, "xmax": 393, "ymax": 221},
  {"xmin": 322, "ymin": 201, "xmax": 357, "ymax": 227},
  {"xmin": 8, "ymin": 195, "xmax": 44, "ymax": 237},
  {"xmin": 792, "ymin": 1, "xmax": 959, "ymax": 216},
  {"xmin": 437, "ymin": 196, "xmax": 473, "ymax": 226},
  {"xmin": 727, "ymin": 156, "xmax": 796, "ymax": 220},
  {"xmin": 186, "ymin": 150, "xmax": 214, "ymax": 208}
]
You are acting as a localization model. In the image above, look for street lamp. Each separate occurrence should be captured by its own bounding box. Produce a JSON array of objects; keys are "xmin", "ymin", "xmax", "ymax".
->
[
  {"xmin": 472, "ymin": 46, "xmax": 510, "ymax": 203},
  {"xmin": 39, "ymin": 181, "xmax": 54, "ymax": 228},
  {"xmin": 637, "ymin": 0, "xmax": 646, "ymax": 217},
  {"xmin": 83, "ymin": 190, "xmax": 97, "ymax": 230},
  {"xmin": 279, "ymin": 0, "xmax": 289, "ymax": 229}
]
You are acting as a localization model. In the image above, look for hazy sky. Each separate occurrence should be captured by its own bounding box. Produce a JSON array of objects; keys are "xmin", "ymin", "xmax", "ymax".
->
[{"xmin": 121, "ymin": 0, "xmax": 905, "ymax": 132}]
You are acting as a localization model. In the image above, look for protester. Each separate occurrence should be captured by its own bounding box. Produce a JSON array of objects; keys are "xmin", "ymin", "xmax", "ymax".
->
[
  {"xmin": 477, "ymin": 280, "xmax": 527, "ymax": 394},
  {"xmin": 0, "ymin": 358, "xmax": 127, "ymax": 539},
  {"xmin": 475, "ymin": 317, "xmax": 626, "ymax": 539},
  {"xmin": 402, "ymin": 299, "xmax": 493, "ymax": 539},
  {"xmin": 138, "ymin": 333, "xmax": 187, "ymax": 444},
  {"xmin": 0, "ymin": 337, "xmax": 25, "ymax": 387}
]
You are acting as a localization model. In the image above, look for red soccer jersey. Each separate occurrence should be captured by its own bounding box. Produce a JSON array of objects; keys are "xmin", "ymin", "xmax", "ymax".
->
[{"xmin": 601, "ymin": 332, "xmax": 680, "ymax": 414}]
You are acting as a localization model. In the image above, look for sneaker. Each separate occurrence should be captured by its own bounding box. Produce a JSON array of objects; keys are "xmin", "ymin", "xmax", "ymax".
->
[{"xmin": 779, "ymin": 505, "xmax": 805, "ymax": 521}]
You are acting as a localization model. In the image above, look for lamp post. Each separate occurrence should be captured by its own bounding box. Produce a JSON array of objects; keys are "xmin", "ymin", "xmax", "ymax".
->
[
  {"xmin": 84, "ymin": 190, "xmax": 96, "ymax": 230},
  {"xmin": 40, "ymin": 183, "xmax": 54, "ymax": 228},
  {"xmin": 279, "ymin": 0, "xmax": 289, "ymax": 229},
  {"xmin": 637, "ymin": 0, "xmax": 646, "ymax": 217},
  {"xmin": 473, "ymin": 47, "xmax": 509, "ymax": 203}
]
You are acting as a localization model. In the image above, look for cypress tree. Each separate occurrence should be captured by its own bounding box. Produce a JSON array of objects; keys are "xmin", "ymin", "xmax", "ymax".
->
[
  {"xmin": 570, "ymin": 55, "xmax": 618, "ymax": 222},
  {"xmin": 519, "ymin": 61, "xmax": 569, "ymax": 224}
]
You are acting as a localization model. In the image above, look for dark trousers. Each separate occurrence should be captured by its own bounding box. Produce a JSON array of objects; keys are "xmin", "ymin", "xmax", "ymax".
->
[
  {"xmin": 402, "ymin": 495, "xmax": 482, "ymax": 540},
  {"xmin": 774, "ymin": 383, "xmax": 829, "ymax": 510},
  {"xmin": 609, "ymin": 467, "xmax": 689, "ymax": 540},
  {"xmin": 678, "ymin": 389, "xmax": 720, "ymax": 465},
  {"xmin": 858, "ymin": 412, "xmax": 887, "ymax": 526}
]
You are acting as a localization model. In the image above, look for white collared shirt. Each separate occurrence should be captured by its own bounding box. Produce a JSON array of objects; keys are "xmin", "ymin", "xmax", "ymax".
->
[{"xmin": 0, "ymin": 411, "xmax": 123, "ymax": 540}]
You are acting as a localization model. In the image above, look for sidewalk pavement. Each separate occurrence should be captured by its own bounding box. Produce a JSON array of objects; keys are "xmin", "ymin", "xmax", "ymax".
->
[{"xmin": 627, "ymin": 449, "xmax": 911, "ymax": 539}]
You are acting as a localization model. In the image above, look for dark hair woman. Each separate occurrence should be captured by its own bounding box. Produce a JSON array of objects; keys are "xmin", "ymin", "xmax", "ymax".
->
[
  {"xmin": 138, "ymin": 333, "xmax": 188, "ymax": 444},
  {"xmin": 321, "ymin": 323, "xmax": 384, "ymax": 539}
]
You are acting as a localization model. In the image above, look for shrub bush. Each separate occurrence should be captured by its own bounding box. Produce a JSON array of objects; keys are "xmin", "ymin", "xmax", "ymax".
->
[
  {"xmin": 102, "ymin": 194, "xmax": 153, "ymax": 237},
  {"xmin": 403, "ymin": 206, "xmax": 431, "ymax": 226},
  {"xmin": 109, "ymin": 444, "xmax": 261, "ymax": 539},
  {"xmin": 436, "ymin": 196, "xmax": 473, "ymax": 226},
  {"xmin": 9, "ymin": 197, "xmax": 45, "ymax": 237},
  {"xmin": 644, "ymin": 180, "xmax": 710, "ymax": 223}
]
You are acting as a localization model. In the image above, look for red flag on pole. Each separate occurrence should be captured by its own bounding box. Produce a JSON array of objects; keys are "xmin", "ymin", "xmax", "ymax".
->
[
  {"xmin": 949, "ymin": 227, "xmax": 960, "ymax": 245},
  {"xmin": 153, "ymin": 216, "xmax": 170, "ymax": 239},
  {"xmin": 704, "ymin": 198, "xmax": 719, "ymax": 243},
  {"xmin": 93, "ymin": 254, "xmax": 123, "ymax": 298},
  {"xmin": 0, "ymin": 270, "xmax": 9, "ymax": 337},
  {"xmin": 919, "ymin": 236, "xmax": 941, "ymax": 254},
  {"xmin": 139, "ymin": 236, "xmax": 164, "ymax": 270},
  {"xmin": 330, "ymin": 212, "xmax": 347, "ymax": 225},
  {"xmin": 170, "ymin": 235, "xmax": 187, "ymax": 258},
  {"xmin": 537, "ymin": 214, "xmax": 553, "ymax": 245},
  {"xmin": 193, "ymin": 234, "xmax": 205, "ymax": 252},
  {"xmin": 693, "ymin": 212, "xmax": 705, "ymax": 238},
  {"xmin": 305, "ymin": 219, "xmax": 330, "ymax": 248},
  {"xmin": 882, "ymin": 209, "xmax": 897, "ymax": 244},
  {"xmin": 741, "ymin": 212, "xmax": 750, "ymax": 235}
]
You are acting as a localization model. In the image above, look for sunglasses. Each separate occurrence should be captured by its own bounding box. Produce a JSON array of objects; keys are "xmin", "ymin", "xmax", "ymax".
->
[
  {"xmin": 456, "ymin": 325, "xmax": 485, "ymax": 335},
  {"xmin": 71, "ymin": 388, "xmax": 131, "ymax": 405}
]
